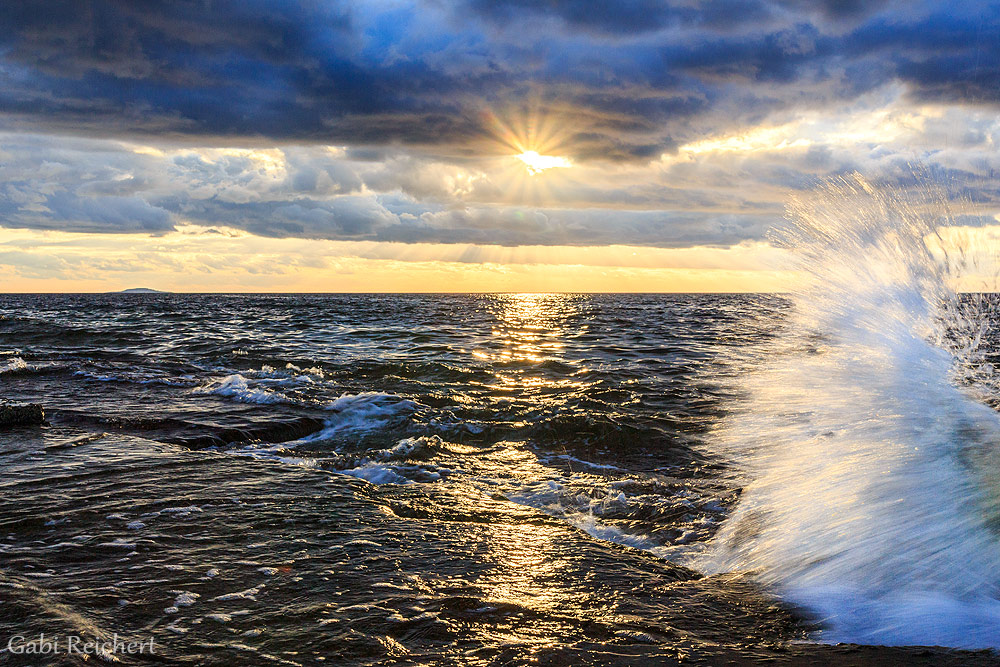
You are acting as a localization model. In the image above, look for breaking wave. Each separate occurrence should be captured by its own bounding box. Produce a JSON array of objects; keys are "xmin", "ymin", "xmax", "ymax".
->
[{"xmin": 703, "ymin": 174, "xmax": 1000, "ymax": 648}]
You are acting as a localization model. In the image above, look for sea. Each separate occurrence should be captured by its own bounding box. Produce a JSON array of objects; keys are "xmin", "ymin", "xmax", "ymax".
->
[{"xmin": 3, "ymin": 180, "xmax": 1000, "ymax": 666}]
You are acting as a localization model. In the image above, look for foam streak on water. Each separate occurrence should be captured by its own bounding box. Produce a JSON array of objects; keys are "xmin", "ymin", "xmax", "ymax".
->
[{"xmin": 704, "ymin": 175, "xmax": 1000, "ymax": 648}]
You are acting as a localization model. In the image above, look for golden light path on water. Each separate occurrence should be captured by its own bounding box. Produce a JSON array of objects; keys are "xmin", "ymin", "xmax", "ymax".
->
[
  {"xmin": 472, "ymin": 294, "xmax": 589, "ymax": 392},
  {"xmin": 450, "ymin": 295, "xmax": 592, "ymax": 626}
]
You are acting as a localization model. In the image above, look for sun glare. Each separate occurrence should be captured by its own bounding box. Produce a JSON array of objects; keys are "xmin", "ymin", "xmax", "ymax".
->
[
  {"xmin": 516, "ymin": 150, "xmax": 572, "ymax": 175},
  {"xmin": 479, "ymin": 104, "xmax": 578, "ymax": 202}
]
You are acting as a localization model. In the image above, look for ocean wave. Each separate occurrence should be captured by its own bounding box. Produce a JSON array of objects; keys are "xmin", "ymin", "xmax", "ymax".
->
[
  {"xmin": 231, "ymin": 435, "xmax": 444, "ymax": 484},
  {"xmin": 188, "ymin": 364, "xmax": 329, "ymax": 405},
  {"xmin": 0, "ymin": 357, "xmax": 30, "ymax": 375},
  {"xmin": 74, "ymin": 369, "xmax": 196, "ymax": 387},
  {"xmin": 297, "ymin": 392, "xmax": 420, "ymax": 441},
  {"xmin": 248, "ymin": 363, "xmax": 325, "ymax": 385},
  {"xmin": 507, "ymin": 471, "xmax": 725, "ymax": 561},
  {"xmin": 332, "ymin": 436, "xmax": 443, "ymax": 484},
  {"xmin": 702, "ymin": 175, "xmax": 1000, "ymax": 648},
  {"xmin": 368, "ymin": 435, "xmax": 439, "ymax": 462},
  {"xmin": 0, "ymin": 356, "xmax": 64, "ymax": 377},
  {"xmin": 191, "ymin": 374, "xmax": 290, "ymax": 404},
  {"xmin": 339, "ymin": 464, "xmax": 413, "ymax": 485}
]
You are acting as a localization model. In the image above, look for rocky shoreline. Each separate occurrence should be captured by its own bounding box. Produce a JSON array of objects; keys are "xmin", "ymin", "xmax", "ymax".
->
[{"xmin": 0, "ymin": 402, "xmax": 45, "ymax": 428}]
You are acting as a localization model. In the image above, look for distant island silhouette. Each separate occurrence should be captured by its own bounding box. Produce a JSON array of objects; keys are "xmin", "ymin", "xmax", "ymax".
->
[{"xmin": 119, "ymin": 288, "xmax": 166, "ymax": 293}]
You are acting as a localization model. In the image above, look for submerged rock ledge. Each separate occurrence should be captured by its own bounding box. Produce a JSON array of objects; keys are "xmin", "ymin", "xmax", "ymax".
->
[{"xmin": 0, "ymin": 402, "xmax": 45, "ymax": 428}]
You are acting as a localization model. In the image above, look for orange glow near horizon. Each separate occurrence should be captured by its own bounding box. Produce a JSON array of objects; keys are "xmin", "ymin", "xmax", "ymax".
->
[
  {"xmin": 0, "ymin": 225, "xmax": 799, "ymax": 293},
  {"xmin": 6, "ymin": 223, "xmax": 1000, "ymax": 293}
]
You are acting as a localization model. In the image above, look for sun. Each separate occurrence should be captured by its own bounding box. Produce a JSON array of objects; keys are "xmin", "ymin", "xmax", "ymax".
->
[
  {"xmin": 477, "ymin": 102, "xmax": 578, "ymax": 203},
  {"xmin": 515, "ymin": 150, "xmax": 572, "ymax": 175}
]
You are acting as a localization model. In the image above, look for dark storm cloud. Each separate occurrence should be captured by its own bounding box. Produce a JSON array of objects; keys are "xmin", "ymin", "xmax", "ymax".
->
[
  {"xmin": 1, "ymin": 1, "xmax": 999, "ymax": 252},
  {"xmin": 840, "ymin": 12, "xmax": 1000, "ymax": 104},
  {"xmin": 0, "ymin": 1, "xmax": 504, "ymax": 143},
  {"xmin": 0, "ymin": 0, "xmax": 996, "ymax": 161},
  {"xmin": 462, "ymin": 0, "xmax": 887, "ymax": 36},
  {"xmin": 464, "ymin": 0, "xmax": 691, "ymax": 35}
]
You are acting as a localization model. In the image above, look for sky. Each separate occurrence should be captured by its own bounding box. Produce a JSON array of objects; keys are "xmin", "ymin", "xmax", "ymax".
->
[{"xmin": 0, "ymin": 0, "xmax": 998, "ymax": 292}]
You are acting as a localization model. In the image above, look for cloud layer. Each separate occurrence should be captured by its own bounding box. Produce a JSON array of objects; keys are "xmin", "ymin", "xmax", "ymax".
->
[
  {"xmin": 1, "ymin": 1, "xmax": 997, "ymax": 158},
  {"xmin": 0, "ymin": 1, "xmax": 998, "ymax": 285}
]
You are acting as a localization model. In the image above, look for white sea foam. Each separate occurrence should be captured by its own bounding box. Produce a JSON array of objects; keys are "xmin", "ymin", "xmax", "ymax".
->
[
  {"xmin": 173, "ymin": 592, "xmax": 200, "ymax": 607},
  {"xmin": 211, "ymin": 586, "xmax": 262, "ymax": 602},
  {"xmin": 340, "ymin": 464, "xmax": 411, "ymax": 485},
  {"xmin": 327, "ymin": 391, "xmax": 415, "ymax": 418},
  {"xmin": 251, "ymin": 363, "xmax": 325, "ymax": 384},
  {"xmin": 299, "ymin": 392, "xmax": 418, "ymax": 442},
  {"xmin": 701, "ymin": 175, "xmax": 1000, "ymax": 648},
  {"xmin": 506, "ymin": 475, "xmax": 699, "ymax": 558},
  {"xmin": 331, "ymin": 436, "xmax": 442, "ymax": 484},
  {"xmin": 191, "ymin": 374, "xmax": 289, "ymax": 404},
  {"xmin": 73, "ymin": 369, "xmax": 194, "ymax": 386},
  {"xmin": 549, "ymin": 454, "xmax": 624, "ymax": 471},
  {"xmin": 157, "ymin": 506, "xmax": 203, "ymax": 516}
]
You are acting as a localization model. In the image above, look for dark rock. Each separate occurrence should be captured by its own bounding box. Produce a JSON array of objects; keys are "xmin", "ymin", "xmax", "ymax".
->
[
  {"xmin": 166, "ymin": 416, "xmax": 327, "ymax": 449},
  {"xmin": 0, "ymin": 403, "xmax": 45, "ymax": 428}
]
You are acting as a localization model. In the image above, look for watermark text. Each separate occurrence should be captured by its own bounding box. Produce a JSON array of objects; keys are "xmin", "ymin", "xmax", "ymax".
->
[{"xmin": 5, "ymin": 633, "xmax": 155, "ymax": 656}]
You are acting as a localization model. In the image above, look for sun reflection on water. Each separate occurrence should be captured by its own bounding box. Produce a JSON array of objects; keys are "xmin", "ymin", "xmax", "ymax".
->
[
  {"xmin": 468, "ymin": 446, "xmax": 585, "ymax": 621},
  {"xmin": 465, "ymin": 294, "xmax": 593, "ymax": 396},
  {"xmin": 461, "ymin": 295, "xmax": 601, "ymax": 623},
  {"xmin": 481, "ymin": 522, "xmax": 573, "ymax": 614},
  {"xmin": 484, "ymin": 293, "xmax": 571, "ymax": 362}
]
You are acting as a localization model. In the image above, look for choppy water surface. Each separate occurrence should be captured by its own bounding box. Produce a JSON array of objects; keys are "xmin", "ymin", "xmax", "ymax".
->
[{"xmin": 1, "ymin": 287, "xmax": 999, "ymax": 664}]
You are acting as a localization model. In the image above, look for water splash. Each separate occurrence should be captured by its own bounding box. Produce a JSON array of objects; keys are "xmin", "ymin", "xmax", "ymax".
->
[{"xmin": 703, "ymin": 174, "xmax": 1000, "ymax": 648}]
